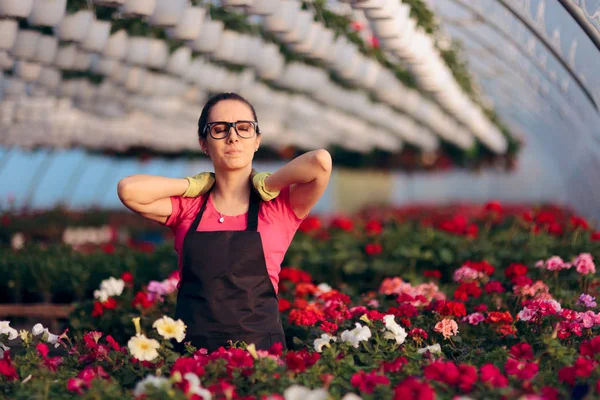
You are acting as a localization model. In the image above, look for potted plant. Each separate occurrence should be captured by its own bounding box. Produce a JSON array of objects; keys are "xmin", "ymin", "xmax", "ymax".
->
[{"xmin": 27, "ymin": 0, "xmax": 67, "ymax": 27}]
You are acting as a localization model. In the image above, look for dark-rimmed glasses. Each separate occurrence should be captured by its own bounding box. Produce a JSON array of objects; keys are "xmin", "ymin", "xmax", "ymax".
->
[{"xmin": 204, "ymin": 120, "xmax": 258, "ymax": 140}]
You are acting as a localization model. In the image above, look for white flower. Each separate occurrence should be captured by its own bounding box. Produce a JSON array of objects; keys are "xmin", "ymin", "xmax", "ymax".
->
[
  {"xmin": 93, "ymin": 289, "xmax": 109, "ymax": 303},
  {"xmin": 99, "ymin": 277, "xmax": 125, "ymax": 297},
  {"xmin": 128, "ymin": 334, "xmax": 160, "ymax": 361},
  {"xmin": 184, "ymin": 373, "xmax": 212, "ymax": 399},
  {"xmin": 11, "ymin": 233, "xmax": 25, "ymax": 250},
  {"xmin": 0, "ymin": 343, "xmax": 9, "ymax": 359},
  {"xmin": 340, "ymin": 323, "xmax": 371, "ymax": 348},
  {"xmin": 313, "ymin": 333, "xmax": 337, "ymax": 353},
  {"xmin": 31, "ymin": 323, "xmax": 59, "ymax": 347},
  {"xmin": 133, "ymin": 375, "xmax": 171, "ymax": 397},
  {"xmin": 382, "ymin": 315, "xmax": 407, "ymax": 345},
  {"xmin": 341, "ymin": 394, "xmax": 363, "ymax": 400},
  {"xmin": 316, "ymin": 283, "xmax": 332, "ymax": 293},
  {"xmin": 417, "ymin": 343, "xmax": 442, "ymax": 355},
  {"xmin": 284, "ymin": 385, "xmax": 329, "ymax": 400},
  {"xmin": 0, "ymin": 321, "xmax": 18, "ymax": 341},
  {"xmin": 152, "ymin": 316, "xmax": 186, "ymax": 343}
]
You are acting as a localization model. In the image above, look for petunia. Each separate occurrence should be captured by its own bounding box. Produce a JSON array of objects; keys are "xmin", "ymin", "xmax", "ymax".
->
[
  {"xmin": 313, "ymin": 333, "xmax": 337, "ymax": 353},
  {"xmin": 127, "ymin": 334, "xmax": 160, "ymax": 362},
  {"xmin": 152, "ymin": 316, "xmax": 186, "ymax": 343},
  {"xmin": 340, "ymin": 323, "xmax": 371, "ymax": 348}
]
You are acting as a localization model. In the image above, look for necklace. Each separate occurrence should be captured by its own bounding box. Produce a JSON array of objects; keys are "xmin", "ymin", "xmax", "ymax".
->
[{"xmin": 218, "ymin": 212, "xmax": 225, "ymax": 223}]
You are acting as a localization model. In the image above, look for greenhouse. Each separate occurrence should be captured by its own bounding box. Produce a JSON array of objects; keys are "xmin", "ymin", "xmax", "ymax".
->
[{"xmin": 1, "ymin": 0, "xmax": 600, "ymax": 399}]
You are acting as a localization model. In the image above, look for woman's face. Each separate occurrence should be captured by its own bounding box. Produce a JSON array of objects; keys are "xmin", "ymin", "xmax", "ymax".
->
[{"xmin": 201, "ymin": 100, "xmax": 261, "ymax": 171}]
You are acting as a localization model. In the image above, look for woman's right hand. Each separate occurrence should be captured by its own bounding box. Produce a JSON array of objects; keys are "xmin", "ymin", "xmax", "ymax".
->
[{"xmin": 117, "ymin": 175, "xmax": 189, "ymax": 224}]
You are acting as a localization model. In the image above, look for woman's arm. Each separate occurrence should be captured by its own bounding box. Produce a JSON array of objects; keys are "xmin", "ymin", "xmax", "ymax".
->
[
  {"xmin": 117, "ymin": 175, "xmax": 189, "ymax": 224},
  {"xmin": 264, "ymin": 149, "xmax": 332, "ymax": 218}
]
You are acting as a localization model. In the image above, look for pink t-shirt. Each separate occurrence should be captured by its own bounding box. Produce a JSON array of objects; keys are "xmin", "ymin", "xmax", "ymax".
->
[{"xmin": 163, "ymin": 186, "xmax": 304, "ymax": 294}]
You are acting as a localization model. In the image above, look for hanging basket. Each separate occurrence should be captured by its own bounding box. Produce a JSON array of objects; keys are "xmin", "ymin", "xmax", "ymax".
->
[
  {"xmin": 148, "ymin": 0, "xmax": 186, "ymax": 27},
  {"xmin": 38, "ymin": 67, "xmax": 61, "ymax": 89},
  {"xmin": 54, "ymin": 44, "xmax": 77, "ymax": 69},
  {"xmin": 0, "ymin": 19, "xmax": 17, "ymax": 52},
  {"xmin": 91, "ymin": 56, "xmax": 119, "ymax": 76},
  {"xmin": 93, "ymin": 0, "xmax": 125, "ymax": 6},
  {"xmin": 165, "ymin": 46, "xmax": 191, "ymax": 76},
  {"xmin": 222, "ymin": 0, "xmax": 253, "ymax": 8},
  {"xmin": 248, "ymin": 0, "xmax": 278, "ymax": 16},
  {"xmin": 146, "ymin": 38, "xmax": 168, "ymax": 68},
  {"xmin": 0, "ymin": 0, "xmax": 34, "ymax": 19},
  {"xmin": 103, "ymin": 30, "xmax": 128, "ymax": 60},
  {"xmin": 33, "ymin": 35, "xmax": 58, "ymax": 64},
  {"xmin": 2, "ymin": 76, "xmax": 26, "ymax": 96},
  {"xmin": 166, "ymin": 6, "xmax": 205, "ymax": 41},
  {"xmin": 27, "ymin": 0, "xmax": 66, "ymax": 27},
  {"xmin": 56, "ymin": 10, "xmax": 94, "ymax": 42},
  {"xmin": 264, "ymin": 0, "xmax": 298, "ymax": 33},
  {"xmin": 126, "ymin": 36, "xmax": 150, "ymax": 66},
  {"xmin": 190, "ymin": 20, "xmax": 223, "ymax": 53},
  {"xmin": 0, "ymin": 51, "xmax": 14, "ymax": 71},
  {"xmin": 11, "ymin": 29, "xmax": 40, "ymax": 60},
  {"xmin": 73, "ymin": 50, "xmax": 92, "ymax": 71},
  {"xmin": 14, "ymin": 60, "xmax": 41, "ymax": 81},
  {"xmin": 120, "ymin": 0, "xmax": 157, "ymax": 17},
  {"xmin": 81, "ymin": 20, "xmax": 111, "ymax": 53}
]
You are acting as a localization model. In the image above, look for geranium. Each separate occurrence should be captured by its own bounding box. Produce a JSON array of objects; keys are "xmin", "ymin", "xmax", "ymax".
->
[
  {"xmin": 350, "ymin": 370, "xmax": 390, "ymax": 393},
  {"xmin": 285, "ymin": 350, "xmax": 319, "ymax": 373},
  {"xmin": 393, "ymin": 377, "xmax": 435, "ymax": 400},
  {"xmin": 578, "ymin": 294, "xmax": 597, "ymax": 308},
  {"xmin": 127, "ymin": 334, "xmax": 160, "ymax": 362},
  {"xmin": 574, "ymin": 253, "xmax": 596, "ymax": 275},
  {"xmin": 152, "ymin": 316, "xmax": 186, "ymax": 343},
  {"xmin": 0, "ymin": 350, "xmax": 18, "ymax": 381},
  {"xmin": 479, "ymin": 364, "xmax": 508, "ymax": 387},
  {"xmin": 505, "ymin": 358, "xmax": 538, "ymax": 380},
  {"xmin": 434, "ymin": 319, "xmax": 459, "ymax": 339}
]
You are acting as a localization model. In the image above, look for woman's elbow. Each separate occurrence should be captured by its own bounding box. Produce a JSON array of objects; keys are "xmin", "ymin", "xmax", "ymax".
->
[
  {"xmin": 117, "ymin": 177, "xmax": 135, "ymax": 203},
  {"xmin": 314, "ymin": 149, "xmax": 332, "ymax": 174}
]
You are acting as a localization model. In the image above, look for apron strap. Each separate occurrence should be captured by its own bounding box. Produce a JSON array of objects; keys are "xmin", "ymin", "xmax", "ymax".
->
[{"xmin": 186, "ymin": 184, "xmax": 261, "ymax": 234}]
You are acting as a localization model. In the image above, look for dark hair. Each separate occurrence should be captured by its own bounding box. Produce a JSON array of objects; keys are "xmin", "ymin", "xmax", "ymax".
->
[{"xmin": 197, "ymin": 92, "xmax": 260, "ymax": 138}]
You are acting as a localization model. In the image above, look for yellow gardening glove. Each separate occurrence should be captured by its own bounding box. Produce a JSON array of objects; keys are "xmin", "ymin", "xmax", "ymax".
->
[
  {"xmin": 251, "ymin": 168, "xmax": 280, "ymax": 201},
  {"xmin": 182, "ymin": 172, "xmax": 215, "ymax": 197}
]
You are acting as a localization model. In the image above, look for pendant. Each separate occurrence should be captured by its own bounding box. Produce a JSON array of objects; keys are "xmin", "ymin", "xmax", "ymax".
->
[{"xmin": 219, "ymin": 216, "xmax": 224, "ymax": 223}]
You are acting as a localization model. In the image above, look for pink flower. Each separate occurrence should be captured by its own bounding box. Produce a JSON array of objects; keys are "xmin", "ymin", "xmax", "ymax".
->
[
  {"xmin": 434, "ymin": 319, "xmax": 459, "ymax": 339},
  {"xmin": 453, "ymin": 266, "xmax": 483, "ymax": 283},
  {"xmin": 578, "ymin": 311, "xmax": 595, "ymax": 329},
  {"xmin": 464, "ymin": 313, "xmax": 485, "ymax": 325},
  {"xmin": 545, "ymin": 256, "xmax": 566, "ymax": 271},
  {"xmin": 574, "ymin": 253, "xmax": 596, "ymax": 275}
]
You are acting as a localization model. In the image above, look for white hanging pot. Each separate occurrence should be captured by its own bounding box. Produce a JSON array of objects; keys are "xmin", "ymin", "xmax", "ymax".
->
[
  {"xmin": 54, "ymin": 44, "xmax": 77, "ymax": 69},
  {"xmin": 124, "ymin": 67, "xmax": 145, "ymax": 92},
  {"xmin": 232, "ymin": 34, "xmax": 251, "ymax": 65},
  {"xmin": 38, "ymin": 67, "xmax": 61, "ymax": 89},
  {"xmin": 91, "ymin": 56, "xmax": 119, "ymax": 76},
  {"xmin": 126, "ymin": 36, "xmax": 150, "ymax": 66},
  {"xmin": 257, "ymin": 46, "xmax": 283, "ymax": 80},
  {"xmin": 148, "ymin": 0, "xmax": 186, "ymax": 27},
  {"xmin": 248, "ymin": 0, "xmax": 278, "ymax": 15},
  {"xmin": 3, "ymin": 76, "xmax": 26, "ymax": 96},
  {"xmin": 165, "ymin": 46, "xmax": 191, "ymax": 76},
  {"xmin": 146, "ymin": 38, "xmax": 168, "ymax": 68},
  {"xmin": 73, "ymin": 50, "xmax": 91, "ymax": 71},
  {"xmin": 56, "ymin": 11, "xmax": 94, "ymax": 42},
  {"xmin": 33, "ymin": 35, "xmax": 58, "ymax": 64},
  {"xmin": 81, "ymin": 20, "xmax": 111, "ymax": 52},
  {"xmin": 222, "ymin": 0, "xmax": 252, "ymax": 8},
  {"xmin": 364, "ymin": 0, "xmax": 402, "ymax": 19},
  {"xmin": 281, "ymin": 9, "xmax": 312, "ymax": 44},
  {"xmin": 166, "ymin": 6, "xmax": 205, "ymax": 41},
  {"xmin": 0, "ymin": 19, "xmax": 17, "ymax": 52},
  {"xmin": 264, "ymin": 0, "xmax": 298, "ymax": 33},
  {"xmin": 0, "ymin": 0, "xmax": 33, "ymax": 18},
  {"xmin": 190, "ymin": 20, "xmax": 223, "ymax": 53},
  {"xmin": 291, "ymin": 23, "xmax": 320, "ymax": 54},
  {"xmin": 120, "ymin": 0, "xmax": 157, "ymax": 17},
  {"xmin": 28, "ymin": 0, "xmax": 66, "ymax": 27},
  {"xmin": 14, "ymin": 60, "xmax": 41, "ymax": 81},
  {"xmin": 11, "ymin": 30, "xmax": 40, "ymax": 60},
  {"xmin": 104, "ymin": 30, "xmax": 128, "ymax": 60},
  {"xmin": 0, "ymin": 51, "xmax": 14, "ymax": 70},
  {"xmin": 213, "ymin": 30, "xmax": 238, "ymax": 64}
]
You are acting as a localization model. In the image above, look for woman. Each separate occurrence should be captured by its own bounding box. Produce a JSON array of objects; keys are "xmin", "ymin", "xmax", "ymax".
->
[{"xmin": 117, "ymin": 92, "xmax": 332, "ymax": 352}]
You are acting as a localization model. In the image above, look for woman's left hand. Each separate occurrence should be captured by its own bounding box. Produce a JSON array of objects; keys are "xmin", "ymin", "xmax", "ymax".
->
[{"xmin": 263, "ymin": 149, "xmax": 333, "ymax": 219}]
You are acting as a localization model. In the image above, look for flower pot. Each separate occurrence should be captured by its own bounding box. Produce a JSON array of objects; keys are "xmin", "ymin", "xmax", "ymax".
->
[
  {"xmin": 103, "ymin": 30, "xmax": 128, "ymax": 60},
  {"xmin": 2, "ymin": 76, "xmax": 26, "ymax": 96},
  {"xmin": 0, "ymin": 19, "xmax": 17, "ymax": 51},
  {"xmin": 256, "ymin": 45, "xmax": 284, "ymax": 80},
  {"xmin": 166, "ymin": 6, "xmax": 205, "ymax": 41},
  {"xmin": 212, "ymin": 30, "xmax": 238, "ymax": 64},
  {"xmin": 0, "ymin": 0, "xmax": 33, "ymax": 18},
  {"xmin": 91, "ymin": 56, "xmax": 119, "ymax": 76},
  {"xmin": 93, "ymin": 0, "xmax": 125, "ymax": 6},
  {"xmin": 165, "ymin": 46, "xmax": 191, "ymax": 76},
  {"xmin": 146, "ymin": 38, "xmax": 168, "ymax": 68},
  {"xmin": 54, "ymin": 44, "xmax": 76, "ymax": 69},
  {"xmin": 264, "ymin": 0, "xmax": 298, "ymax": 33},
  {"xmin": 364, "ymin": 0, "xmax": 405, "ymax": 19},
  {"xmin": 248, "ymin": 0, "xmax": 278, "ymax": 15},
  {"xmin": 280, "ymin": 10, "xmax": 312, "ymax": 44},
  {"xmin": 126, "ymin": 36, "xmax": 150, "ymax": 66},
  {"xmin": 190, "ymin": 19, "xmax": 223, "ymax": 53},
  {"xmin": 148, "ymin": 0, "xmax": 186, "ymax": 27},
  {"xmin": 33, "ymin": 35, "xmax": 58, "ymax": 64},
  {"xmin": 0, "ymin": 51, "xmax": 13, "ymax": 70},
  {"xmin": 38, "ymin": 67, "xmax": 61, "ymax": 89},
  {"xmin": 81, "ymin": 20, "xmax": 111, "ymax": 52},
  {"xmin": 73, "ymin": 50, "xmax": 91, "ymax": 71},
  {"xmin": 120, "ymin": 0, "xmax": 157, "ymax": 17},
  {"xmin": 124, "ymin": 66, "xmax": 145, "ymax": 92},
  {"xmin": 14, "ymin": 59, "xmax": 41, "ymax": 81},
  {"xmin": 222, "ymin": 0, "xmax": 252, "ymax": 8},
  {"xmin": 28, "ymin": 0, "xmax": 66, "ymax": 27},
  {"xmin": 56, "ymin": 11, "xmax": 94, "ymax": 42}
]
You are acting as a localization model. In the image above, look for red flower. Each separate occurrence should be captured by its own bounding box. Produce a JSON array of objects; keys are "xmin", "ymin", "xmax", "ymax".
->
[
  {"xmin": 509, "ymin": 343, "xmax": 534, "ymax": 361},
  {"xmin": 132, "ymin": 291, "xmax": 154, "ymax": 308},
  {"xmin": 288, "ymin": 309, "xmax": 324, "ymax": 326},
  {"xmin": 91, "ymin": 301, "xmax": 103, "ymax": 317},
  {"xmin": 483, "ymin": 201, "xmax": 502, "ymax": 214},
  {"xmin": 393, "ymin": 377, "xmax": 435, "ymax": 400},
  {"xmin": 121, "ymin": 272, "xmax": 133, "ymax": 284},
  {"xmin": 330, "ymin": 217, "xmax": 353, "ymax": 231},
  {"xmin": 105, "ymin": 335, "xmax": 120, "ymax": 352},
  {"xmin": 278, "ymin": 298, "xmax": 291, "ymax": 312},
  {"xmin": 364, "ymin": 243, "xmax": 383, "ymax": 256},
  {"xmin": 457, "ymin": 364, "xmax": 477, "ymax": 392},
  {"xmin": 279, "ymin": 267, "xmax": 312, "ymax": 283},
  {"xmin": 570, "ymin": 216, "xmax": 590, "ymax": 230},
  {"xmin": 504, "ymin": 358, "xmax": 538, "ymax": 380},
  {"xmin": 268, "ymin": 342, "xmax": 283, "ymax": 357},
  {"xmin": 454, "ymin": 282, "xmax": 482, "ymax": 300},
  {"xmin": 580, "ymin": 336, "xmax": 600, "ymax": 357},
  {"xmin": 486, "ymin": 311, "xmax": 513, "ymax": 324},
  {"xmin": 365, "ymin": 220, "xmax": 383, "ymax": 234},
  {"xmin": 479, "ymin": 363, "xmax": 508, "ymax": 388},
  {"xmin": 505, "ymin": 263, "xmax": 528, "ymax": 279},
  {"xmin": 102, "ymin": 297, "xmax": 117, "ymax": 310},
  {"xmin": 423, "ymin": 270, "xmax": 442, "ymax": 279},
  {"xmin": 299, "ymin": 216, "xmax": 321, "ymax": 233},
  {"xmin": 591, "ymin": 232, "xmax": 600, "ymax": 241},
  {"xmin": 101, "ymin": 243, "xmax": 115, "ymax": 254},
  {"xmin": 423, "ymin": 361, "xmax": 459, "ymax": 386},
  {"xmin": 408, "ymin": 328, "xmax": 428, "ymax": 340},
  {"xmin": 350, "ymin": 21, "xmax": 364, "ymax": 31},
  {"xmin": 558, "ymin": 366, "xmax": 577, "ymax": 386},
  {"xmin": 484, "ymin": 281, "xmax": 505, "ymax": 294},
  {"xmin": 350, "ymin": 370, "xmax": 390, "ymax": 393},
  {"xmin": 0, "ymin": 350, "xmax": 18, "ymax": 381},
  {"xmin": 285, "ymin": 350, "xmax": 319, "ymax": 373},
  {"xmin": 382, "ymin": 356, "xmax": 408, "ymax": 373},
  {"xmin": 319, "ymin": 321, "xmax": 338, "ymax": 334},
  {"xmin": 464, "ymin": 261, "xmax": 495, "ymax": 276},
  {"xmin": 432, "ymin": 300, "xmax": 466, "ymax": 317},
  {"xmin": 547, "ymin": 223, "xmax": 564, "ymax": 236},
  {"xmin": 370, "ymin": 35, "xmax": 380, "ymax": 49},
  {"xmin": 512, "ymin": 275, "xmax": 533, "ymax": 287},
  {"xmin": 573, "ymin": 356, "xmax": 596, "ymax": 379}
]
